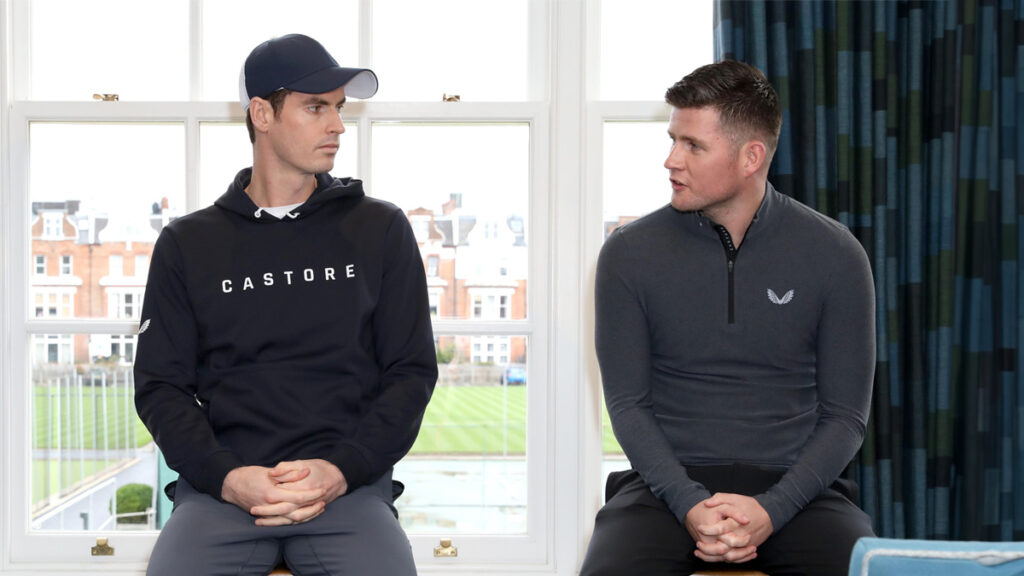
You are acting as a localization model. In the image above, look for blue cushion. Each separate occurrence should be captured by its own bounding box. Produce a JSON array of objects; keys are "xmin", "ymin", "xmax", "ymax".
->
[{"xmin": 849, "ymin": 537, "xmax": 1024, "ymax": 576}]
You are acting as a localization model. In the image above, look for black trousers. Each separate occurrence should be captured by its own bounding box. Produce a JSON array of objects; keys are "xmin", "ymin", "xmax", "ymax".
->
[{"xmin": 579, "ymin": 465, "xmax": 874, "ymax": 576}]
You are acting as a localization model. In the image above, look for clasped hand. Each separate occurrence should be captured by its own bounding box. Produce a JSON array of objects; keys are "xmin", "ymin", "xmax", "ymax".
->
[
  {"xmin": 221, "ymin": 459, "xmax": 348, "ymax": 526},
  {"xmin": 685, "ymin": 493, "xmax": 774, "ymax": 564}
]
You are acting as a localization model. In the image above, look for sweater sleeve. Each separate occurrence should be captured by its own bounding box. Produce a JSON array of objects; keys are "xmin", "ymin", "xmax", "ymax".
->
[
  {"xmin": 595, "ymin": 230, "xmax": 711, "ymax": 523},
  {"xmin": 134, "ymin": 230, "xmax": 244, "ymax": 499},
  {"xmin": 326, "ymin": 210, "xmax": 438, "ymax": 490},
  {"xmin": 754, "ymin": 230, "xmax": 876, "ymax": 530}
]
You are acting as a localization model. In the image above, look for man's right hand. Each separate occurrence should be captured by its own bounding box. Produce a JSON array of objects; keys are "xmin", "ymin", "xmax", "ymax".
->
[{"xmin": 221, "ymin": 466, "xmax": 327, "ymax": 526}]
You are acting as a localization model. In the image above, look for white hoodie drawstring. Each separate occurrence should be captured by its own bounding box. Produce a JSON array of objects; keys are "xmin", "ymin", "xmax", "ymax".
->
[
  {"xmin": 254, "ymin": 207, "xmax": 264, "ymax": 218},
  {"xmin": 286, "ymin": 211, "xmax": 300, "ymax": 219}
]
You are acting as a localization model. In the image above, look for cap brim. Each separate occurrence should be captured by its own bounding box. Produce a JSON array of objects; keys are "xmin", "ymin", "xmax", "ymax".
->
[{"xmin": 287, "ymin": 67, "xmax": 378, "ymax": 100}]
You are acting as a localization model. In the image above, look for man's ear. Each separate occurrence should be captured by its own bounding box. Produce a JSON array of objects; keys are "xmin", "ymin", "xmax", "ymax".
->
[
  {"xmin": 741, "ymin": 140, "xmax": 768, "ymax": 177},
  {"xmin": 249, "ymin": 97, "xmax": 272, "ymax": 134}
]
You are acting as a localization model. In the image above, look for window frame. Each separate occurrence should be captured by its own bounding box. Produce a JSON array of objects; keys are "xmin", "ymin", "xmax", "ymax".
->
[
  {"xmin": 0, "ymin": 1, "xmax": 713, "ymax": 574},
  {"xmin": 1, "ymin": 0, "xmax": 566, "ymax": 573}
]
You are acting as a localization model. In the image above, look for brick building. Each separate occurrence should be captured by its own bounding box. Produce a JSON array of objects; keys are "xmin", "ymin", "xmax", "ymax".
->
[
  {"xmin": 30, "ymin": 199, "xmax": 176, "ymax": 366},
  {"xmin": 408, "ymin": 193, "xmax": 528, "ymax": 367},
  {"xmin": 32, "ymin": 195, "xmax": 530, "ymax": 371}
]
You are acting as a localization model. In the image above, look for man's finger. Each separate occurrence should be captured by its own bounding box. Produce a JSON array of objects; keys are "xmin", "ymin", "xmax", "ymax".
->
[
  {"xmin": 270, "ymin": 469, "xmax": 309, "ymax": 484},
  {"xmin": 695, "ymin": 539, "xmax": 731, "ymax": 557},
  {"xmin": 697, "ymin": 518, "xmax": 738, "ymax": 536},
  {"xmin": 724, "ymin": 547, "xmax": 758, "ymax": 563},
  {"xmin": 703, "ymin": 503, "xmax": 750, "ymax": 526},
  {"xmin": 254, "ymin": 515, "xmax": 295, "ymax": 527},
  {"xmin": 250, "ymin": 489, "xmax": 324, "ymax": 516},
  {"xmin": 270, "ymin": 462, "xmax": 310, "ymax": 479},
  {"xmin": 287, "ymin": 502, "xmax": 326, "ymax": 524},
  {"xmin": 719, "ymin": 531, "xmax": 751, "ymax": 548},
  {"xmin": 694, "ymin": 549, "xmax": 727, "ymax": 563},
  {"xmin": 253, "ymin": 502, "xmax": 325, "ymax": 525}
]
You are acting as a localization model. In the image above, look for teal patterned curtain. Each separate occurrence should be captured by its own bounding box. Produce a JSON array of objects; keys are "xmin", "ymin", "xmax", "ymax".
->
[{"xmin": 715, "ymin": 0, "xmax": 1023, "ymax": 540}]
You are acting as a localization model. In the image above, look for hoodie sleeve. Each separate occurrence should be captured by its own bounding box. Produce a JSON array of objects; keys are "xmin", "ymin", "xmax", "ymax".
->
[
  {"xmin": 134, "ymin": 229, "xmax": 244, "ymax": 499},
  {"xmin": 326, "ymin": 209, "xmax": 438, "ymax": 490}
]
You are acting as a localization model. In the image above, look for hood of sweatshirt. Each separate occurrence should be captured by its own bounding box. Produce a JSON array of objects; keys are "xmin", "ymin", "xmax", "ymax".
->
[{"xmin": 215, "ymin": 167, "xmax": 366, "ymax": 223}]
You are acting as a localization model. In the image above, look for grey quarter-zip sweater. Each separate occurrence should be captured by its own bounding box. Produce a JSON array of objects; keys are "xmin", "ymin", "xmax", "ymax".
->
[{"xmin": 595, "ymin": 182, "xmax": 875, "ymax": 531}]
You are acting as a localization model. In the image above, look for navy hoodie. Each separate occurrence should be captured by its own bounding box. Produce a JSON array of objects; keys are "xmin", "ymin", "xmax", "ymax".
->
[{"xmin": 134, "ymin": 168, "xmax": 437, "ymax": 500}]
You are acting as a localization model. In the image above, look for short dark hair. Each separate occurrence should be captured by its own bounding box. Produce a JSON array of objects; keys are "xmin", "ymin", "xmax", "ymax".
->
[
  {"xmin": 245, "ymin": 88, "xmax": 292, "ymax": 143},
  {"xmin": 665, "ymin": 60, "xmax": 782, "ymax": 156}
]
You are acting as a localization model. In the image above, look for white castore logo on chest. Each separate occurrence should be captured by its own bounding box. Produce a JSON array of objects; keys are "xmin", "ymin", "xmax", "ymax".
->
[{"xmin": 767, "ymin": 288, "xmax": 794, "ymax": 305}]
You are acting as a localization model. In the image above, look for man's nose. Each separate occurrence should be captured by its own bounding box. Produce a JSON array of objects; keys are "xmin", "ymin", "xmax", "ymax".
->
[
  {"xmin": 329, "ymin": 112, "xmax": 345, "ymax": 134},
  {"xmin": 665, "ymin": 144, "xmax": 683, "ymax": 170}
]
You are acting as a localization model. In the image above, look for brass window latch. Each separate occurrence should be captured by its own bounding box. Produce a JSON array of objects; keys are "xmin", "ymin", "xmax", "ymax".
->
[
  {"xmin": 433, "ymin": 537, "xmax": 457, "ymax": 557},
  {"xmin": 92, "ymin": 93, "xmax": 119, "ymax": 102},
  {"xmin": 442, "ymin": 94, "xmax": 461, "ymax": 102},
  {"xmin": 91, "ymin": 537, "xmax": 114, "ymax": 556}
]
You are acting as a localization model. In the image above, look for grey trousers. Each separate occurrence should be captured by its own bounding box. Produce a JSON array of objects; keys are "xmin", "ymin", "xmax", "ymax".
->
[{"xmin": 146, "ymin": 470, "xmax": 416, "ymax": 576}]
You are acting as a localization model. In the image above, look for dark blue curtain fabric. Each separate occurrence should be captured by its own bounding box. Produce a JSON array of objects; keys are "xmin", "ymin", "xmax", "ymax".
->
[{"xmin": 715, "ymin": 0, "xmax": 1023, "ymax": 540}]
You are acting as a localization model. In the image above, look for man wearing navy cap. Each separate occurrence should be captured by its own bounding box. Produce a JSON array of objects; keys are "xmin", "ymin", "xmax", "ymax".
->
[{"xmin": 135, "ymin": 34, "xmax": 436, "ymax": 575}]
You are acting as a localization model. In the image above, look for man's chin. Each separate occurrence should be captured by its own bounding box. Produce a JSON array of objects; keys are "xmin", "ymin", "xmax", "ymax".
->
[
  {"xmin": 312, "ymin": 161, "xmax": 336, "ymax": 175},
  {"xmin": 670, "ymin": 195, "xmax": 697, "ymax": 213}
]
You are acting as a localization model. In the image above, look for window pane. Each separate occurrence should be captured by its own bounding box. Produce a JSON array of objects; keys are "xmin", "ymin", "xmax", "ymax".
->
[
  {"xmin": 30, "ymin": 341, "xmax": 160, "ymax": 531},
  {"xmin": 201, "ymin": 0, "xmax": 359, "ymax": 102},
  {"xmin": 30, "ymin": 124, "xmax": 185, "ymax": 319},
  {"xmin": 30, "ymin": 0, "xmax": 188, "ymax": 100},
  {"xmin": 603, "ymin": 121, "xmax": 671, "ymax": 235},
  {"xmin": 397, "ymin": 336, "xmax": 528, "ymax": 533},
  {"xmin": 599, "ymin": 0, "xmax": 713, "ymax": 101},
  {"xmin": 199, "ymin": 123, "xmax": 359, "ymax": 209},
  {"xmin": 373, "ymin": 0, "xmax": 528, "ymax": 101},
  {"xmin": 373, "ymin": 123, "xmax": 529, "ymax": 320},
  {"xmin": 601, "ymin": 121, "xmax": 670, "ymax": 468}
]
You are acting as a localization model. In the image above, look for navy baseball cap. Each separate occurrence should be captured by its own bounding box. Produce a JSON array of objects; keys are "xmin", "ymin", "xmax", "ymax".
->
[{"xmin": 239, "ymin": 34, "xmax": 378, "ymax": 111}]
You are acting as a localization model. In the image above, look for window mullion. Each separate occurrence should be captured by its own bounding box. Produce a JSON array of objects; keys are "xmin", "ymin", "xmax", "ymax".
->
[
  {"xmin": 359, "ymin": 0, "xmax": 373, "ymax": 69},
  {"xmin": 189, "ymin": 0, "xmax": 201, "ymax": 101},
  {"xmin": 549, "ymin": 0, "xmax": 591, "ymax": 573},
  {"xmin": 10, "ymin": 101, "xmax": 236, "ymax": 122},
  {"xmin": 186, "ymin": 113, "xmax": 202, "ymax": 215},
  {"xmin": 430, "ymin": 320, "xmax": 531, "ymax": 336},
  {"xmin": 361, "ymin": 101, "xmax": 544, "ymax": 122}
]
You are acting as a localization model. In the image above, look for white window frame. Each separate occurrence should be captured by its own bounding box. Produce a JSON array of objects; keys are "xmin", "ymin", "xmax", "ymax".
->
[
  {"xmin": 0, "ymin": 1, "xmax": 586, "ymax": 575},
  {"xmin": 107, "ymin": 254, "xmax": 123, "ymax": 278},
  {"xmin": 133, "ymin": 254, "xmax": 149, "ymax": 279},
  {"xmin": 59, "ymin": 254, "xmax": 71, "ymax": 276},
  {"xmin": 468, "ymin": 288, "xmax": 514, "ymax": 320},
  {"xmin": 30, "ymin": 288, "xmax": 75, "ymax": 319},
  {"xmin": 32, "ymin": 254, "xmax": 44, "ymax": 275},
  {"xmin": 41, "ymin": 212, "xmax": 63, "ymax": 239},
  {"xmin": 105, "ymin": 334, "xmax": 138, "ymax": 365},
  {"xmin": 104, "ymin": 288, "xmax": 145, "ymax": 321},
  {"xmin": 410, "ymin": 214, "xmax": 432, "ymax": 243},
  {"xmin": 1, "ymin": 0, "xmax": 712, "ymax": 573},
  {"xmin": 578, "ymin": 9, "xmax": 714, "ymax": 576},
  {"xmin": 427, "ymin": 288, "xmax": 442, "ymax": 318}
]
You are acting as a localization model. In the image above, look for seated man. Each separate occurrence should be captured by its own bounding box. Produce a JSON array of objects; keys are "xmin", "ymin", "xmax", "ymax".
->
[
  {"xmin": 134, "ymin": 34, "xmax": 437, "ymax": 576},
  {"xmin": 581, "ymin": 60, "xmax": 876, "ymax": 576}
]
